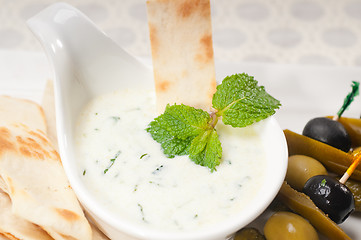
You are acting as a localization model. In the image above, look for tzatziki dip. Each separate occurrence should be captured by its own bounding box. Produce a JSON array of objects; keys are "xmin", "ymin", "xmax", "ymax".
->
[{"xmin": 75, "ymin": 88, "xmax": 266, "ymax": 231}]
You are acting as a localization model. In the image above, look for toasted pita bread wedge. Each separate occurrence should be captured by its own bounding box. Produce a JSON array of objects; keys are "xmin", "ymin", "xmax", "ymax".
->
[
  {"xmin": 90, "ymin": 223, "xmax": 110, "ymax": 240},
  {"xmin": 0, "ymin": 176, "xmax": 8, "ymax": 194},
  {"xmin": 0, "ymin": 96, "xmax": 47, "ymax": 133},
  {"xmin": 146, "ymin": 0, "xmax": 217, "ymax": 112},
  {"xmin": 0, "ymin": 190, "xmax": 53, "ymax": 240},
  {"xmin": 0, "ymin": 124, "xmax": 92, "ymax": 240},
  {"xmin": 0, "ymin": 234, "xmax": 10, "ymax": 240}
]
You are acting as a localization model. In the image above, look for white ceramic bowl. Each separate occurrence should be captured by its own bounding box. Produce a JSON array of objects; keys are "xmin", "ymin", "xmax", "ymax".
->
[{"xmin": 27, "ymin": 3, "xmax": 288, "ymax": 240}]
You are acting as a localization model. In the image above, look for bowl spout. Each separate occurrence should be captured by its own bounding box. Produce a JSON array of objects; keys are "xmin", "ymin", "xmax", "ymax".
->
[
  {"xmin": 26, "ymin": 2, "xmax": 153, "ymax": 97},
  {"xmin": 26, "ymin": 2, "xmax": 153, "ymax": 161}
]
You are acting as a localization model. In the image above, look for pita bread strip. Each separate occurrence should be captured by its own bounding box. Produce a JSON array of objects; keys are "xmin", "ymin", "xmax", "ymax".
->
[
  {"xmin": 0, "ymin": 190, "xmax": 53, "ymax": 240},
  {"xmin": 147, "ymin": 0, "xmax": 217, "ymax": 112},
  {"xmin": 0, "ymin": 96, "xmax": 47, "ymax": 133},
  {"xmin": 0, "ymin": 125, "xmax": 92, "ymax": 240}
]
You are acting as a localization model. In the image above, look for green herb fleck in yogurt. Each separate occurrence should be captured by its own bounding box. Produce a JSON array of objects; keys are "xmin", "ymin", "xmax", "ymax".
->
[{"xmin": 104, "ymin": 151, "xmax": 121, "ymax": 174}]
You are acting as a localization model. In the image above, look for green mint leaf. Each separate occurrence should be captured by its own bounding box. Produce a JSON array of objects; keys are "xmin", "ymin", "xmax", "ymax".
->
[
  {"xmin": 189, "ymin": 130, "xmax": 222, "ymax": 171},
  {"xmin": 158, "ymin": 104, "xmax": 211, "ymax": 139},
  {"xmin": 146, "ymin": 104, "xmax": 211, "ymax": 158},
  {"xmin": 212, "ymin": 73, "xmax": 281, "ymax": 128},
  {"xmin": 189, "ymin": 129, "xmax": 212, "ymax": 155},
  {"xmin": 147, "ymin": 115, "xmax": 191, "ymax": 157}
]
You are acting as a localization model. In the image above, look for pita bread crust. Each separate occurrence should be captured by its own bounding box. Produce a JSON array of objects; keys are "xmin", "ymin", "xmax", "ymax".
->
[
  {"xmin": 0, "ymin": 86, "xmax": 107, "ymax": 239},
  {"xmin": 90, "ymin": 223, "xmax": 110, "ymax": 240},
  {"xmin": 0, "ymin": 233, "xmax": 16, "ymax": 240},
  {"xmin": 147, "ymin": 0, "xmax": 217, "ymax": 112},
  {"xmin": 0, "ymin": 96, "xmax": 47, "ymax": 133},
  {"xmin": 0, "ymin": 124, "xmax": 91, "ymax": 240},
  {"xmin": 0, "ymin": 190, "xmax": 53, "ymax": 240},
  {"xmin": 0, "ymin": 176, "xmax": 8, "ymax": 194},
  {"xmin": 0, "ymin": 234, "xmax": 11, "ymax": 240}
]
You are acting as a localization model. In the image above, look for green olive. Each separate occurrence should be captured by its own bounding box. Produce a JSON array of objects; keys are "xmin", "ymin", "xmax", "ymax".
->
[
  {"xmin": 268, "ymin": 197, "xmax": 290, "ymax": 212},
  {"xmin": 234, "ymin": 227, "xmax": 265, "ymax": 240},
  {"xmin": 286, "ymin": 155, "xmax": 327, "ymax": 191},
  {"xmin": 264, "ymin": 212, "xmax": 319, "ymax": 240},
  {"xmin": 342, "ymin": 178, "xmax": 361, "ymax": 212},
  {"xmin": 353, "ymin": 146, "xmax": 361, "ymax": 153}
]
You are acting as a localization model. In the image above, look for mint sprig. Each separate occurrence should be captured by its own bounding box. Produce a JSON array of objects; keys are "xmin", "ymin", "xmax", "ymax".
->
[{"xmin": 146, "ymin": 73, "xmax": 281, "ymax": 171}]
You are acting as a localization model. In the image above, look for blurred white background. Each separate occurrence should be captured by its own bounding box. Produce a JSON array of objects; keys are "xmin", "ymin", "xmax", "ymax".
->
[{"xmin": 2, "ymin": 0, "xmax": 361, "ymax": 66}]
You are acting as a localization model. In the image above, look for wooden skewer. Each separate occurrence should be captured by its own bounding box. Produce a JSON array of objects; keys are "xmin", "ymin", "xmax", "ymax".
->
[{"xmin": 339, "ymin": 151, "xmax": 361, "ymax": 184}]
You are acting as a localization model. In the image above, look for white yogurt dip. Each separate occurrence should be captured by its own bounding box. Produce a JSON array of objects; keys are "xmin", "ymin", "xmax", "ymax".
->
[{"xmin": 75, "ymin": 88, "xmax": 266, "ymax": 232}]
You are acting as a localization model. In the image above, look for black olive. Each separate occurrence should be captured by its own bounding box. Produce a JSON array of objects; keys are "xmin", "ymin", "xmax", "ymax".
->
[
  {"xmin": 303, "ymin": 175, "xmax": 355, "ymax": 224},
  {"xmin": 302, "ymin": 117, "xmax": 351, "ymax": 152}
]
